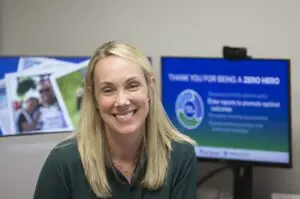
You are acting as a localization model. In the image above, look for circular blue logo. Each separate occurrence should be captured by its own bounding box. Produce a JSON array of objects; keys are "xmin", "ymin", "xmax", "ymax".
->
[{"xmin": 175, "ymin": 89, "xmax": 204, "ymax": 130}]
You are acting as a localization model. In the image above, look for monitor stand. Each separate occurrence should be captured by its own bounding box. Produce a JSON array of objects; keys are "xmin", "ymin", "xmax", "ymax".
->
[{"xmin": 232, "ymin": 165, "xmax": 253, "ymax": 199}]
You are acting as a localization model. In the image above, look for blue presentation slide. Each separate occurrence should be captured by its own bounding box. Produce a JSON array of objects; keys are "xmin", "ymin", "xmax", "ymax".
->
[{"xmin": 161, "ymin": 57, "xmax": 291, "ymax": 164}]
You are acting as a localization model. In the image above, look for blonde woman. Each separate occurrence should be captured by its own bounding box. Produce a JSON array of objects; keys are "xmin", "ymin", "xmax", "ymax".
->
[{"xmin": 33, "ymin": 41, "xmax": 198, "ymax": 199}]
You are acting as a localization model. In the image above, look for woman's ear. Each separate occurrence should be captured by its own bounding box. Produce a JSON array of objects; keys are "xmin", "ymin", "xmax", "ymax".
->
[
  {"xmin": 150, "ymin": 76, "xmax": 156, "ymax": 87},
  {"xmin": 149, "ymin": 76, "xmax": 156, "ymax": 93}
]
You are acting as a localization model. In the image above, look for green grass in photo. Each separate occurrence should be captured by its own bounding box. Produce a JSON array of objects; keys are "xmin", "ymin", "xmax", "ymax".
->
[{"xmin": 56, "ymin": 70, "xmax": 84, "ymax": 128}]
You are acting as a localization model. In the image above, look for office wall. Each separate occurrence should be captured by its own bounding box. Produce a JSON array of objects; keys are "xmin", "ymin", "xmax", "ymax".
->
[{"xmin": 0, "ymin": 0, "xmax": 299, "ymax": 198}]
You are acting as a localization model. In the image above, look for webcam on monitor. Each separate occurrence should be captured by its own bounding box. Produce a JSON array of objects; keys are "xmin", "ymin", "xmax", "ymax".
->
[{"xmin": 223, "ymin": 46, "xmax": 252, "ymax": 59}]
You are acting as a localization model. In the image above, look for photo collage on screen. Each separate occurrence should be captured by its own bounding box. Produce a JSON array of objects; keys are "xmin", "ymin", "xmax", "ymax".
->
[{"xmin": 0, "ymin": 56, "xmax": 90, "ymax": 136}]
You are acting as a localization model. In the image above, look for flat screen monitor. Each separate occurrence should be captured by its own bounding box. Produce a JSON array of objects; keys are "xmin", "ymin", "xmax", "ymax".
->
[
  {"xmin": 161, "ymin": 56, "xmax": 292, "ymax": 168},
  {"xmin": 0, "ymin": 56, "xmax": 90, "ymax": 137}
]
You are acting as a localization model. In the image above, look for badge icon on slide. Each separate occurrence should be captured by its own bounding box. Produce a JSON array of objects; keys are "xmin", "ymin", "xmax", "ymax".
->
[{"xmin": 175, "ymin": 89, "xmax": 204, "ymax": 130}]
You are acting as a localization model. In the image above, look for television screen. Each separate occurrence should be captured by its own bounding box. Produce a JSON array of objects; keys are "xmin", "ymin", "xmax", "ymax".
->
[
  {"xmin": 0, "ymin": 56, "xmax": 90, "ymax": 137},
  {"xmin": 161, "ymin": 57, "xmax": 292, "ymax": 167}
]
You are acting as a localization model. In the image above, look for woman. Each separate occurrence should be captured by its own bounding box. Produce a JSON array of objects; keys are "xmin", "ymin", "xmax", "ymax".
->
[{"xmin": 33, "ymin": 41, "xmax": 198, "ymax": 199}]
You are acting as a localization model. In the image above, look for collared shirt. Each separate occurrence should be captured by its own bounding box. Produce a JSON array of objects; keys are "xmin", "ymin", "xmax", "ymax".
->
[{"xmin": 33, "ymin": 137, "xmax": 197, "ymax": 199}]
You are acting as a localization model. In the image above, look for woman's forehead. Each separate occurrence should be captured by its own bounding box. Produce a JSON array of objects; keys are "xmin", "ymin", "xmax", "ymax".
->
[{"xmin": 93, "ymin": 56, "xmax": 145, "ymax": 84}]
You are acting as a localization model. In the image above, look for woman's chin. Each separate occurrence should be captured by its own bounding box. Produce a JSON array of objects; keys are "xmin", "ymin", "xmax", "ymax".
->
[
  {"xmin": 114, "ymin": 127, "xmax": 138, "ymax": 136},
  {"xmin": 116, "ymin": 129, "xmax": 137, "ymax": 135}
]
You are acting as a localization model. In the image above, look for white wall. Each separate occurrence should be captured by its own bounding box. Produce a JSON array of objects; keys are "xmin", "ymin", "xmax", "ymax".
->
[{"xmin": 0, "ymin": 0, "xmax": 299, "ymax": 198}]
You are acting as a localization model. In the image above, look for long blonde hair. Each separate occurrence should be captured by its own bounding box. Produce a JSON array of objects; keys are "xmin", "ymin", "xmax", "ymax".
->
[{"xmin": 75, "ymin": 41, "xmax": 196, "ymax": 198}]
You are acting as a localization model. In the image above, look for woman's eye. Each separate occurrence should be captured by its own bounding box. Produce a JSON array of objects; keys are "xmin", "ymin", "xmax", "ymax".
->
[
  {"xmin": 102, "ymin": 87, "xmax": 113, "ymax": 93},
  {"xmin": 128, "ymin": 83, "xmax": 139, "ymax": 90}
]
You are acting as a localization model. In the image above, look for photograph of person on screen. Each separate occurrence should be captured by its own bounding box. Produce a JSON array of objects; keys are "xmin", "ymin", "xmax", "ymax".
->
[
  {"xmin": 37, "ymin": 78, "xmax": 68, "ymax": 131},
  {"xmin": 16, "ymin": 96, "xmax": 41, "ymax": 132},
  {"xmin": 6, "ymin": 73, "xmax": 72, "ymax": 134}
]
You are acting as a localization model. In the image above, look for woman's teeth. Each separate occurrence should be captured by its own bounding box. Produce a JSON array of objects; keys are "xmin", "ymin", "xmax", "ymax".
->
[{"xmin": 114, "ymin": 111, "xmax": 135, "ymax": 119}]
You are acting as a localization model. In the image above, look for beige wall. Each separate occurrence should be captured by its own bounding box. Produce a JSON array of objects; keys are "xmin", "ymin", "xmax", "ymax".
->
[{"xmin": 0, "ymin": 0, "xmax": 299, "ymax": 198}]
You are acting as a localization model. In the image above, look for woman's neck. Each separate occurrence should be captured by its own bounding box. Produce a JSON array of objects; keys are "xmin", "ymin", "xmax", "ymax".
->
[{"xmin": 106, "ymin": 128, "xmax": 145, "ymax": 164}]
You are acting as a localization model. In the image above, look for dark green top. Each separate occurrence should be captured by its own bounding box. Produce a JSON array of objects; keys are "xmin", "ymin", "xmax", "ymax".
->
[{"xmin": 33, "ymin": 137, "xmax": 197, "ymax": 199}]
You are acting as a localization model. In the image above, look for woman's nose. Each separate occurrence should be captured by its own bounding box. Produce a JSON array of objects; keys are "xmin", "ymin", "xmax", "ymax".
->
[{"xmin": 114, "ymin": 90, "xmax": 130, "ymax": 107}]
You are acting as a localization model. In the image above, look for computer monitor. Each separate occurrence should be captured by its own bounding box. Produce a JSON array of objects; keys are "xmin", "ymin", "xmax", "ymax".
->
[
  {"xmin": 0, "ymin": 56, "xmax": 90, "ymax": 137},
  {"xmin": 161, "ymin": 56, "xmax": 292, "ymax": 168}
]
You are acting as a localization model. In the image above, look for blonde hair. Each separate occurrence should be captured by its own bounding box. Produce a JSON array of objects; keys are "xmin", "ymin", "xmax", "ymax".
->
[{"xmin": 74, "ymin": 41, "xmax": 197, "ymax": 198}]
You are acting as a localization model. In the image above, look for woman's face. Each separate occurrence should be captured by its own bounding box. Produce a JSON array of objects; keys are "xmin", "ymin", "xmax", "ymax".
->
[{"xmin": 93, "ymin": 56, "xmax": 150, "ymax": 137}]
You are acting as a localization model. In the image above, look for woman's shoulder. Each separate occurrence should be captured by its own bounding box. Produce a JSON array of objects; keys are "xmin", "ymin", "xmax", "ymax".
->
[
  {"xmin": 167, "ymin": 140, "xmax": 198, "ymax": 186},
  {"xmin": 169, "ymin": 140, "xmax": 197, "ymax": 168},
  {"xmin": 171, "ymin": 140, "xmax": 196, "ymax": 159},
  {"xmin": 46, "ymin": 136, "xmax": 80, "ymax": 165},
  {"xmin": 53, "ymin": 136, "xmax": 77, "ymax": 150}
]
